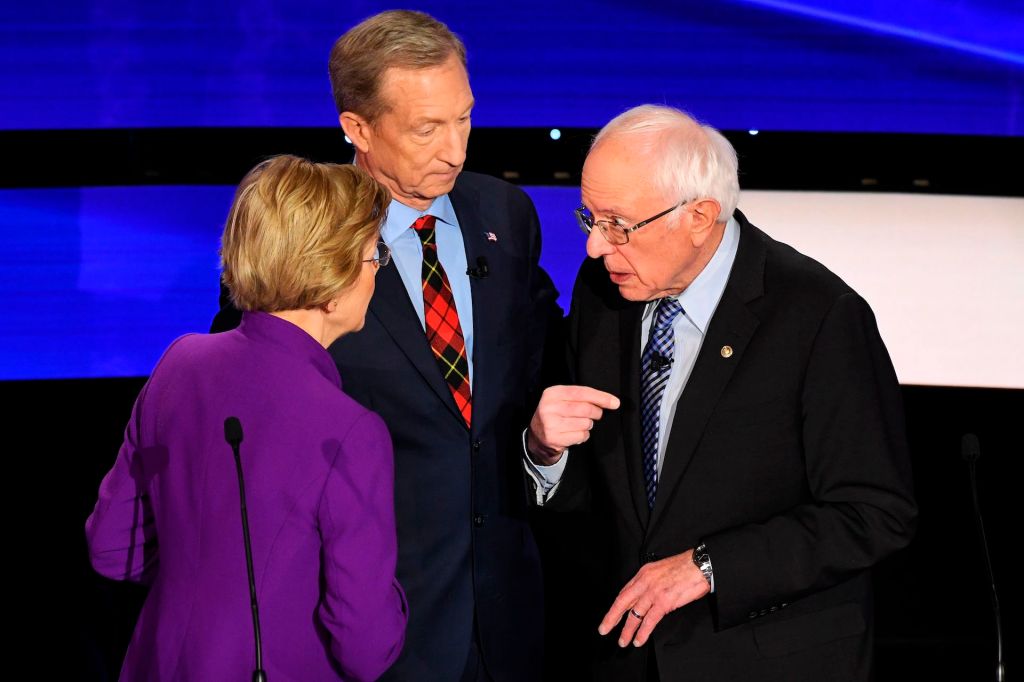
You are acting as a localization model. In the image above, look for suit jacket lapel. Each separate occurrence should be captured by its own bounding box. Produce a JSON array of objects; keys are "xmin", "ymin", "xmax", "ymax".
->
[
  {"xmin": 450, "ymin": 179, "xmax": 496, "ymax": 435},
  {"xmin": 618, "ymin": 301, "xmax": 652, "ymax": 531},
  {"xmin": 367, "ymin": 262, "xmax": 465, "ymax": 422},
  {"xmin": 648, "ymin": 215, "xmax": 766, "ymax": 535}
]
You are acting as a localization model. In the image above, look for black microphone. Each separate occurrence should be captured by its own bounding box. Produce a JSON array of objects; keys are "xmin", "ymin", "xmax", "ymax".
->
[
  {"xmin": 224, "ymin": 417, "xmax": 268, "ymax": 682},
  {"xmin": 961, "ymin": 433, "xmax": 1003, "ymax": 682},
  {"xmin": 467, "ymin": 256, "xmax": 489, "ymax": 279},
  {"xmin": 649, "ymin": 352, "xmax": 672, "ymax": 372},
  {"xmin": 962, "ymin": 433, "xmax": 980, "ymax": 463}
]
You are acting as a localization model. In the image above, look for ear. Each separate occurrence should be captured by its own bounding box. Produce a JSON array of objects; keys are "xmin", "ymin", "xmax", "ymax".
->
[
  {"xmin": 321, "ymin": 296, "xmax": 340, "ymax": 314},
  {"xmin": 688, "ymin": 198, "xmax": 723, "ymax": 247},
  {"xmin": 339, "ymin": 112, "xmax": 372, "ymax": 154}
]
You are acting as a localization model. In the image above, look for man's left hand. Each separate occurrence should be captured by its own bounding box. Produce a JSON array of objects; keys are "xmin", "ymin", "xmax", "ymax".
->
[{"xmin": 598, "ymin": 549, "xmax": 711, "ymax": 647}]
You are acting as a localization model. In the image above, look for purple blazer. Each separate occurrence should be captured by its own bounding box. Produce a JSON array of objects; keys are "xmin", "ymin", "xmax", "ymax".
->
[{"xmin": 86, "ymin": 312, "xmax": 407, "ymax": 681}]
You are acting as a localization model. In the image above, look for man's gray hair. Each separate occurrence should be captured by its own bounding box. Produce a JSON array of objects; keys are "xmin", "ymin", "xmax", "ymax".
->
[
  {"xmin": 592, "ymin": 104, "xmax": 740, "ymax": 222},
  {"xmin": 329, "ymin": 10, "xmax": 466, "ymax": 121}
]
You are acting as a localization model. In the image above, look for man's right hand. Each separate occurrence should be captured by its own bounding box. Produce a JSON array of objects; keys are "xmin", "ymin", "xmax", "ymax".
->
[{"xmin": 527, "ymin": 385, "xmax": 620, "ymax": 465}]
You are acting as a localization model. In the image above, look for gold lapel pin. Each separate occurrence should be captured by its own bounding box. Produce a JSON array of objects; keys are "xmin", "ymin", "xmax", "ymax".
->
[{"xmin": 720, "ymin": 345, "xmax": 734, "ymax": 358}]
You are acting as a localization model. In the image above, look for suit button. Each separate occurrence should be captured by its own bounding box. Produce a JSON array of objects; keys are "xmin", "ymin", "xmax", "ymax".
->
[
  {"xmin": 759, "ymin": 609, "xmax": 768, "ymax": 617},
  {"xmin": 472, "ymin": 440, "xmax": 481, "ymax": 453},
  {"xmin": 643, "ymin": 552, "xmax": 660, "ymax": 563},
  {"xmin": 781, "ymin": 602, "xmax": 788, "ymax": 608},
  {"xmin": 473, "ymin": 514, "xmax": 485, "ymax": 527},
  {"xmin": 769, "ymin": 606, "xmax": 778, "ymax": 613},
  {"xmin": 748, "ymin": 611, "xmax": 758, "ymax": 620}
]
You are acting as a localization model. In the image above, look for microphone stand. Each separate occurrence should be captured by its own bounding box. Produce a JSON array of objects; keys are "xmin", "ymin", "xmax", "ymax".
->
[
  {"xmin": 225, "ymin": 417, "xmax": 268, "ymax": 682},
  {"xmin": 962, "ymin": 434, "xmax": 1004, "ymax": 682}
]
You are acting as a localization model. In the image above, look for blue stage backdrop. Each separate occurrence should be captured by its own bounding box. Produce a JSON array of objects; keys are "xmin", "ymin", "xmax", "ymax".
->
[
  {"xmin": 1, "ymin": 0, "xmax": 1021, "ymax": 134},
  {"xmin": 0, "ymin": 185, "xmax": 584, "ymax": 380},
  {"xmin": 2, "ymin": 1, "xmax": 1022, "ymax": 379}
]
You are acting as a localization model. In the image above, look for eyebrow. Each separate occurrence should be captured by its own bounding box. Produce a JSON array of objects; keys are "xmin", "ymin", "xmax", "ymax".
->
[
  {"xmin": 583, "ymin": 202, "xmax": 630, "ymax": 220},
  {"xmin": 410, "ymin": 119, "xmax": 441, "ymax": 129},
  {"xmin": 409, "ymin": 104, "xmax": 475, "ymax": 128}
]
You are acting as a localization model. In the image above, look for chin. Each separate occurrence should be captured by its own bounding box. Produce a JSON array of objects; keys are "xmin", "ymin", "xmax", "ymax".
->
[
  {"xmin": 431, "ymin": 179, "xmax": 458, "ymax": 197},
  {"xmin": 336, "ymin": 318, "xmax": 365, "ymax": 340},
  {"xmin": 616, "ymin": 284, "xmax": 658, "ymax": 302},
  {"xmin": 617, "ymin": 288, "xmax": 645, "ymax": 302}
]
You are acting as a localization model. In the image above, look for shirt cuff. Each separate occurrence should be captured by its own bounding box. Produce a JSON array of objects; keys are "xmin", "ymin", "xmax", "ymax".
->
[{"xmin": 520, "ymin": 429, "xmax": 569, "ymax": 505}]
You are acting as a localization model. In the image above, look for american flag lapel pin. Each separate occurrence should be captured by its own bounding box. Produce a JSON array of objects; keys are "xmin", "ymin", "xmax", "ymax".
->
[{"xmin": 485, "ymin": 231, "xmax": 497, "ymax": 242}]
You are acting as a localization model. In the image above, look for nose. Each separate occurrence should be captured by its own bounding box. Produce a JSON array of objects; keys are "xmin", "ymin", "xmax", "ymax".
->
[
  {"xmin": 438, "ymin": 123, "xmax": 468, "ymax": 168},
  {"xmin": 586, "ymin": 226, "xmax": 614, "ymax": 259}
]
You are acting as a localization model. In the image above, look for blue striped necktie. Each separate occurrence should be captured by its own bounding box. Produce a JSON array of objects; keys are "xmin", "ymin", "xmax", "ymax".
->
[{"xmin": 640, "ymin": 298, "xmax": 684, "ymax": 509}]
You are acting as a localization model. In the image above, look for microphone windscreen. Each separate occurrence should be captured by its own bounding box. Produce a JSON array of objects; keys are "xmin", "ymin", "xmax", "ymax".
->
[
  {"xmin": 961, "ymin": 433, "xmax": 980, "ymax": 462},
  {"xmin": 224, "ymin": 416, "xmax": 244, "ymax": 445}
]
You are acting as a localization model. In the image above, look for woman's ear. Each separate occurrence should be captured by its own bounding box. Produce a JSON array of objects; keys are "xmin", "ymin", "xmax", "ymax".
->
[{"xmin": 321, "ymin": 297, "xmax": 339, "ymax": 315}]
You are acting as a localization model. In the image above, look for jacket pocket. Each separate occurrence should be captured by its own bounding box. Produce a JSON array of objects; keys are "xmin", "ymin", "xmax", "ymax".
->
[{"xmin": 753, "ymin": 602, "xmax": 865, "ymax": 657}]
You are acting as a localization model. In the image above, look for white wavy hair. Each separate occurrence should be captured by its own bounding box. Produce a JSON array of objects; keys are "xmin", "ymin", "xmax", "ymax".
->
[{"xmin": 591, "ymin": 104, "xmax": 740, "ymax": 223}]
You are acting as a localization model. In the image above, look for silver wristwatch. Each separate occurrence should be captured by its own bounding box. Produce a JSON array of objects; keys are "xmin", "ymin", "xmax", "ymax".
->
[{"xmin": 692, "ymin": 543, "xmax": 713, "ymax": 588}]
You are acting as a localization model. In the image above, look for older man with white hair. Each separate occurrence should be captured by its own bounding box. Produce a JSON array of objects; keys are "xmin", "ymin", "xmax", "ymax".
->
[{"xmin": 526, "ymin": 104, "xmax": 917, "ymax": 681}]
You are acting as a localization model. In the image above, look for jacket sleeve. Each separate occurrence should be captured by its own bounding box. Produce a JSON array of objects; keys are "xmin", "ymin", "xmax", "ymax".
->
[
  {"xmin": 318, "ymin": 411, "xmax": 408, "ymax": 682},
  {"xmin": 707, "ymin": 292, "xmax": 918, "ymax": 628},
  {"xmin": 84, "ymin": 379, "xmax": 159, "ymax": 584},
  {"xmin": 531, "ymin": 264, "xmax": 592, "ymax": 513}
]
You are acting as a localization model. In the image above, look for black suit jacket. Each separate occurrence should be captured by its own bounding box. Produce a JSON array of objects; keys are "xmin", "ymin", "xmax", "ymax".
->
[
  {"xmin": 549, "ymin": 212, "xmax": 916, "ymax": 681},
  {"xmin": 213, "ymin": 171, "xmax": 561, "ymax": 681}
]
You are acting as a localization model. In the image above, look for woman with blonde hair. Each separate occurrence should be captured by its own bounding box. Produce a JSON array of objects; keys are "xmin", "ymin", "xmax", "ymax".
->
[{"xmin": 86, "ymin": 155, "xmax": 407, "ymax": 681}]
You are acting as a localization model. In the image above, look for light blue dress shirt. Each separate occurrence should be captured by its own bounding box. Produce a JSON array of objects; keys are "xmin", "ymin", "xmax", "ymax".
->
[
  {"xmin": 640, "ymin": 216, "xmax": 740, "ymax": 479},
  {"xmin": 381, "ymin": 194, "xmax": 475, "ymax": 385},
  {"xmin": 527, "ymin": 216, "xmax": 741, "ymax": 496}
]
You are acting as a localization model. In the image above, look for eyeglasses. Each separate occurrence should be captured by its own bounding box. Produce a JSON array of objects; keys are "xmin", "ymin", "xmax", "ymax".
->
[
  {"xmin": 363, "ymin": 240, "xmax": 392, "ymax": 269},
  {"xmin": 575, "ymin": 200, "xmax": 689, "ymax": 245}
]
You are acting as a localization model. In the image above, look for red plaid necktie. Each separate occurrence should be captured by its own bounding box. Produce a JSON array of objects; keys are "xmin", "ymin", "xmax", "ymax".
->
[{"xmin": 412, "ymin": 215, "xmax": 472, "ymax": 427}]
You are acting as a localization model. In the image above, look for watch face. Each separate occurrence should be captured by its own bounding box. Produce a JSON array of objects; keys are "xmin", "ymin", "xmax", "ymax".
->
[{"xmin": 692, "ymin": 545, "xmax": 712, "ymax": 584}]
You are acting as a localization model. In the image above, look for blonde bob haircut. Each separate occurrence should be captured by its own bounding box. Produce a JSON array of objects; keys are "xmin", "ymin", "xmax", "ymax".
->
[{"xmin": 220, "ymin": 155, "xmax": 389, "ymax": 312}]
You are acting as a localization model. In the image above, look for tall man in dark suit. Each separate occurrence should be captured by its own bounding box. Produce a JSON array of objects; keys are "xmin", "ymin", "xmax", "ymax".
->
[
  {"xmin": 526, "ymin": 105, "xmax": 917, "ymax": 681},
  {"xmin": 213, "ymin": 11, "xmax": 559, "ymax": 681}
]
